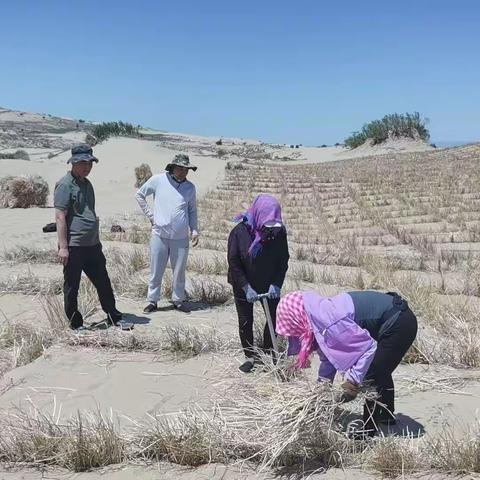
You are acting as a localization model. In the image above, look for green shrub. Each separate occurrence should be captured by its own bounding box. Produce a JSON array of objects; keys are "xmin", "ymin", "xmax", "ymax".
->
[
  {"xmin": 345, "ymin": 112, "xmax": 430, "ymax": 149},
  {"xmin": 90, "ymin": 121, "xmax": 140, "ymax": 143}
]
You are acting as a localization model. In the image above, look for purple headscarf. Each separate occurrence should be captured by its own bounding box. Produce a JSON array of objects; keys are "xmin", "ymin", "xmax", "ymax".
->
[{"xmin": 234, "ymin": 194, "xmax": 283, "ymax": 257}]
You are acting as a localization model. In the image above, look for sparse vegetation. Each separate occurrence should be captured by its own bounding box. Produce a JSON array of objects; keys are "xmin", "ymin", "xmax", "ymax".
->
[
  {"xmin": 1, "ymin": 121, "xmax": 480, "ymax": 479},
  {"xmin": 345, "ymin": 112, "xmax": 430, "ymax": 149},
  {"xmin": 0, "ymin": 174, "xmax": 49, "ymax": 208},
  {"xmin": 90, "ymin": 121, "xmax": 140, "ymax": 143},
  {"xmin": 0, "ymin": 149, "xmax": 30, "ymax": 160},
  {"xmin": 134, "ymin": 163, "xmax": 153, "ymax": 187}
]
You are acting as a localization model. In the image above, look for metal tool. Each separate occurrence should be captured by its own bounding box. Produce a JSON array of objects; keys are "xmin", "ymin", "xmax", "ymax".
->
[{"xmin": 257, "ymin": 293, "xmax": 279, "ymax": 355}]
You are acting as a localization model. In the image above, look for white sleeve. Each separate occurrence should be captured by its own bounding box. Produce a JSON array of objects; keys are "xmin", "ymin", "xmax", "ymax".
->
[{"xmin": 135, "ymin": 176, "xmax": 156, "ymax": 222}]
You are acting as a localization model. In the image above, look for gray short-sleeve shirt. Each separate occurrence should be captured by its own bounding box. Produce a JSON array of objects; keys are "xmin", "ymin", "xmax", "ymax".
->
[{"xmin": 54, "ymin": 172, "xmax": 100, "ymax": 247}]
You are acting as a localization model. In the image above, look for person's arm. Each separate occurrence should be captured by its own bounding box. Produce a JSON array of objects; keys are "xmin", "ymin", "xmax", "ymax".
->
[
  {"xmin": 188, "ymin": 185, "xmax": 199, "ymax": 246},
  {"xmin": 344, "ymin": 340, "xmax": 377, "ymax": 385},
  {"xmin": 53, "ymin": 181, "xmax": 71, "ymax": 265},
  {"xmin": 272, "ymin": 231, "xmax": 289, "ymax": 289},
  {"xmin": 55, "ymin": 209, "xmax": 69, "ymax": 265},
  {"xmin": 134, "ymin": 177, "xmax": 156, "ymax": 224},
  {"xmin": 227, "ymin": 227, "xmax": 249, "ymax": 288},
  {"xmin": 318, "ymin": 349, "xmax": 337, "ymax": 382},
  {"xmin": 286, "ymin": 336, "xmax": 301, "ymax": 355}
]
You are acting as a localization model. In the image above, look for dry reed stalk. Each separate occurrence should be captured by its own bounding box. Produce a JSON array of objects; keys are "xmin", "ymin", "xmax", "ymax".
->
[
  {"xmin": 0, "ymin": 406, "xmax": 125, "ymax": 471},
  {"xmin": 211, "ymin": 376, "xmax": 348, "ymax": 470}
]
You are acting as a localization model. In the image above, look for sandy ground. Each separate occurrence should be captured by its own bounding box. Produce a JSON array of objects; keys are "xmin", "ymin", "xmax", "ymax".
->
[
  {"xmin": 0, "ymin": 110, "xmax": 478, "ymax": 479},
  {"xmin": 0, "ymin": 136, "xmax": 227, "ymax": 250}
]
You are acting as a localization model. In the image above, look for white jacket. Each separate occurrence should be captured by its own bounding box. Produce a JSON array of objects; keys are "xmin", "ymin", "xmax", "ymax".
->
[{"xmin": 135, "ymin": 173, "xmax": 198, "ymax": 240}]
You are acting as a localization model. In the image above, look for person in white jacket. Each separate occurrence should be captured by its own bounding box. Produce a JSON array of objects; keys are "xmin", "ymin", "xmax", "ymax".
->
[{"xmin": 135, "ymin": 154, "xmax": 199, "ymax": 313}]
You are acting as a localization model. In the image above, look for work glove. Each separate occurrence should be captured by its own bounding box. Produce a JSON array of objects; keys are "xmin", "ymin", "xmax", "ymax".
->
[
  {"xmin": 338, "ymin": 380, "xmax": 359, "ymax": 404},
  {"xmin": 242, "ymin": 284, "xmax": 258, "ymax": 303},
  {"xmin": 268, "ymin": 284, "xmax": 281, "ymax": 299}
]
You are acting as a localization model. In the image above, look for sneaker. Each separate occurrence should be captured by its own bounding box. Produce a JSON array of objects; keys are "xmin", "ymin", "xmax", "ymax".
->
[
  {"xmin": 143, "ymin": 302, "xmax": 157, "ymax": 314},
  {"xmin": 106, "ymin": 310, "xmax": 123, "ymax": 324},
  {"xmin": 113, "ymin": 319, "xmax": 134, "ymax": 331},
  {"xmin": 173, "ymin": 303, "xmax": 191, "ymax": 314},
  {"xmin": 346, "ymin": 420, "xmax": 376, "ymax": 440},
  {"xmin": 239, "ymin": 359, "xmax": 255, "ymax": 373},
  {"xmin": 72, "ymin": 325, "xmax": 89, "ymax": 335}
]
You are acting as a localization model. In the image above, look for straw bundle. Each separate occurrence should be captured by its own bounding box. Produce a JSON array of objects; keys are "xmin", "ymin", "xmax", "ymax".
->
[
  {"xmin": 134, "ymin": 163, "xmax": 153, "ymax": 188},
  {"xmin": 135, "ymin": 368, "xmax": 348, "ymax": 470},
  {"xmin": 0, "ymin": 174, "xmax": 49, "ymax": 208}
]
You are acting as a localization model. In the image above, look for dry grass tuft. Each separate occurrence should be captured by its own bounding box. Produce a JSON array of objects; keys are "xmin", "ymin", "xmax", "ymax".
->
[
  {"xmin": 0, "ymin": 407, "xmax": 125, "ymax": 471},
  {"xmin": 162, "ymin": 324, "xmax": 235, "ymax": 357},
  {"xmin": 187, "ymin": 278, "xmax": 232, "ymax": 305},
  {"xmin": 365, "ymin": 436, "xmax": 423, "ymax": 477},
  {"xmin": 2, "ymin": 246, "xmax": 58, "ymax": 264},
  {"xmin": 0, "ymin": 274, "xmax": 62, "ymax": 295},
  {"xmin": 135, "ymin": 409, "xmax": 224, "ymax": 466},
  {"xmin": 0, "ymin": 321, "xmax": 53, "ymax": 377},
  {"xmin": 0, "ymin": 174, "xmax": 49, "ymax": 208},
  {"xmin": 134, "ymin": 163, "xmax": 153, "ymax": 188}
]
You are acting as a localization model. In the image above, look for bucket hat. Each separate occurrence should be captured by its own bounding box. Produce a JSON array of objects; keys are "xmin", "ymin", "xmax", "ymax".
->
[
  {"xmin": 67, "ymin": 143, "xmax": 98, "ymax": 164},
  {"xmin": 165, "ymin": 154, "xmax": 197, "ymax": 172}
]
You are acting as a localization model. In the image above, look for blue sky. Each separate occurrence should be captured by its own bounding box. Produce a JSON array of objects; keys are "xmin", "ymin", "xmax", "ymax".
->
[{"xmin": 1, "ymin": 0, "xmax": 479, "ymax": 145}]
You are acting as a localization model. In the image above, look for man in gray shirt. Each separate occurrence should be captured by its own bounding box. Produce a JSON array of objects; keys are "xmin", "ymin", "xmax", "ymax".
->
[{"xmin": 54, "ymin": 144, "xmax": 122, "ymax": 331}]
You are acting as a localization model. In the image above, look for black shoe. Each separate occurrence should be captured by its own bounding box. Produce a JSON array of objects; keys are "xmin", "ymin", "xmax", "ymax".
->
[
  {"xmin": 346, "ymin": 420, "xmax": 376, "ymax": 440},
  {"xmin": 174, "ymin": 303, "xmax": 191, "ymax": 314},
  {"xmin": 377, "ymin": 417, "xmax": 397, "ymax": 426},
  {"xmin": 143, "ymin": 302, "xmax": 157, "ymax": 314},
  {"xmin": 72, "ymin": 325, "xmax": 89, "ymax": 335},
  {"xmin": 69, "ymin": 311, "xmax": 84, "ymax": 330},
  {"xmin": 106, "ymin": 310, "xmax": 123, "ymax": 324},
  {"xmin": 239, "ymin": 359, "xmax": 255, "ymax": 373}
]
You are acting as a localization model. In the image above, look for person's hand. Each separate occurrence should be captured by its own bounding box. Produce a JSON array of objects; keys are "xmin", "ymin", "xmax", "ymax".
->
[
  {"xmin": 338, "ymin": 380, "xmax": 359, "ymax": 403},
  {"xmin": 268, "ymin": 284, "xmax": 281, "ymax": 299},
  {"xmin": 242, "ymin": 284, "xmax": 258, "ymax": 303},
  {"xmin": 191, "ymin": 233, "xmax": 199, "ymax": 247},
  {"xmin": 58, "ymin": 246, "xmax": 69, "ymax": 266}
]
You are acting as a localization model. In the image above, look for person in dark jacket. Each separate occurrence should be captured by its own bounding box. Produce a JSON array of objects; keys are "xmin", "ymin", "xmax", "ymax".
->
[
  {"xmin": 276, "ymin": 290, "xmax": 417, "ymax": 436},
  {"xmin": 227, "ymin": 194, "xmax": 289, "ymax": 373}
]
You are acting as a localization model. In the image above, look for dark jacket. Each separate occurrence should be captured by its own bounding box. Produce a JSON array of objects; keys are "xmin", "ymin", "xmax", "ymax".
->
[
  {"xmin": 227, "ymin": 222, "xmax": 289, "ymax": 293},
  {"xmin": 348, "ymin": 290, "xmax": 405, "ymax": 340}
]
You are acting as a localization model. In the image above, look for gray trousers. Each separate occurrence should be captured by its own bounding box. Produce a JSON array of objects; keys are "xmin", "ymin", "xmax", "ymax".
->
[{"xmin": 148, "ymin": 235, "xmax": 189, "ymax": 304}]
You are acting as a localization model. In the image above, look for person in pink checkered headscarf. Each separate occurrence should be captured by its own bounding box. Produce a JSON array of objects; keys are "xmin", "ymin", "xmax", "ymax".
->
[{"xmin": 276, "ymin": 289, "xmax": 417, "ymax": 436}]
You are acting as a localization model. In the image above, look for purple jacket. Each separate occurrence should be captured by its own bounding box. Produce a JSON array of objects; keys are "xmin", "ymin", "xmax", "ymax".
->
[{"xmin": 288, "ymin": 292, "xmax": 377, "ymax": 384}]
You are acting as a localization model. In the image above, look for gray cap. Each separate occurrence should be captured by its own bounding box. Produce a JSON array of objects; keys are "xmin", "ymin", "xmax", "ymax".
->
[
  {"xmin": 165, "ymin": 154, "xmax": 197, "ymax": 172},
  {"xmin": 67, "ymin": 143, "xmax": 99, "ymax": 164}
]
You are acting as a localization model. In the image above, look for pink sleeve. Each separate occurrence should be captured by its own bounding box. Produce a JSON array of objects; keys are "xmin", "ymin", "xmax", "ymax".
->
[{"xmin": 344, "ymin": 340, "xmax": 377, "ymax": 385}]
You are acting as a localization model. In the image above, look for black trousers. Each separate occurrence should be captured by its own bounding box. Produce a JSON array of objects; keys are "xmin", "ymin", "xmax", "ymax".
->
[
  {"xmin": 363, "ymin": 307, "xmax": 418, "ymax": 426},
  {"xmin": 233, "ymin": 287, "xmax": 279, "ymax": 358},
  {"xmin": 63, "ymin": 244, "xmax": 116, "ymax": 329}
]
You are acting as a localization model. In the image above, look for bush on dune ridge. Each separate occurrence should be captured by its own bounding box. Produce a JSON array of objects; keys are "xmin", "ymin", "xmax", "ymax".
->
[
  {"xmin": 345, "ymin": 112, "xmax": 430, "ymax": 149},
  {"xmin": 89, "ymin": 121, "xmax": 140, "ymax": 143}
]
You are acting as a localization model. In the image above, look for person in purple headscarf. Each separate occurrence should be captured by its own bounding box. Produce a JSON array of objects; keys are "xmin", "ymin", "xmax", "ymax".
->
[{"xmin": 227, "ymin": 194, "xmax": 290, "ymax": 373}]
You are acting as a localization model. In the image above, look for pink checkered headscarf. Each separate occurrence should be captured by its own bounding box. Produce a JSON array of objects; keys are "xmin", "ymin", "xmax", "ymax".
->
[{"xmin": 276, "ymin": 291, "xmax": 314, "ymax": 368}]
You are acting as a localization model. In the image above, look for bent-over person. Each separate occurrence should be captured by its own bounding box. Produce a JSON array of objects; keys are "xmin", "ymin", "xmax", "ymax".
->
[{"xmin": 276, "ymin": 290, "xmax": 417, "ymax": 437}]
